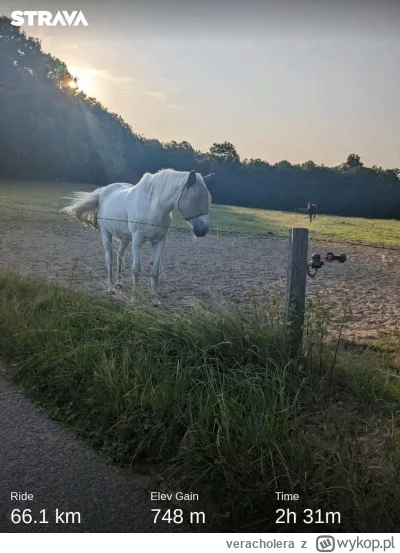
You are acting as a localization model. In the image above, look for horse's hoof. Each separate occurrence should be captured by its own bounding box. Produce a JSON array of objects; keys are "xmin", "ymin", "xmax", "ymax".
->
[
  {"xmin": 131, "ymin": 298, "xmax": 139, "ymax": 305},
  {"xmin": 115, "ymin": 283, "xmax": 123, "ymax": 289},
  {"xmin": 107, "ymin": 289, "xmax": 116, "ymax": 295},
  {"xmin": 151, "ymin": 300, "xmax": 161, "ymax": 308}
]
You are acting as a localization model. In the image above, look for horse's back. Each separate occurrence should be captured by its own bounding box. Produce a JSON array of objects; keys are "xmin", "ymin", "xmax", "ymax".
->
[{"xmin": 100, "ymin": 182, "xmax": 133, "ymax": 200}]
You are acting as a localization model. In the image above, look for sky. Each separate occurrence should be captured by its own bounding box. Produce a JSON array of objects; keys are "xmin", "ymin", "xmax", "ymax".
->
[{"xmin": 1, "ymin": 0, "xmax": 400, "ymax": 168}]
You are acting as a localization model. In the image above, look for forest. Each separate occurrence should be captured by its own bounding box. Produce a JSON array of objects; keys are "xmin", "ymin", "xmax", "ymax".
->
[{"xmin": 1, "ymin": 16, "xmax": 399, "ymax": 219}]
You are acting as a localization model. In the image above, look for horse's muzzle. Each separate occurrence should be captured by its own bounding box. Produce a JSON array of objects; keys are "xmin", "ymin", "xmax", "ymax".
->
[
  {"xmin": 189, "ymin": 214, "xmax": 209, "ymax": 238},
  {"xmin": 193, "ymin": 227, "xmax": 208, "ymax": 238}
]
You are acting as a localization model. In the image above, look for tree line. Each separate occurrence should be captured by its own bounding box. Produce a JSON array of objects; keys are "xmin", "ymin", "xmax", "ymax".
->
[{"xmin": 1, "ymin": 16, "xmax": 399, "ymax": 219}]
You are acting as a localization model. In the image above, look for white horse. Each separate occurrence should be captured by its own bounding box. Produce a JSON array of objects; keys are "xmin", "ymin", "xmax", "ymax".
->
[{"xmin": 62, "ymin": 169, "xmax": 214, "ymax": 305}]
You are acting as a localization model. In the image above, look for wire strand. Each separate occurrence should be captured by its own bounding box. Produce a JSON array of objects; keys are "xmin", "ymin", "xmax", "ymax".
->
[{"xmin": 0, "ymin": 202, "xmax": 399, "ymax": 250}]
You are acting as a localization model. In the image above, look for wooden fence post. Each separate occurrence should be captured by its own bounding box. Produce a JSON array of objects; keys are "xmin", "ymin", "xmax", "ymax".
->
[{"xmin": 284, "ymin": 228, "xmax": 309, "ymax": 356}]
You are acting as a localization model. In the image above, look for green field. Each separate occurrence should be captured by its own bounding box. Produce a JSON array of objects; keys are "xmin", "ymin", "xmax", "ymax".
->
[
  {"xmin": 1, "ymin": 179, "xmax": 399, "ymax": 246},
  {"xmin": 210, "ymin": 205, "xmax": 400, "ymax": 247}
]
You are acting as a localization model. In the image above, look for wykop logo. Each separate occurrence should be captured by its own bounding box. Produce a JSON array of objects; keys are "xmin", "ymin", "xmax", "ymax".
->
[
  {"xmin": 316, "ymin": 536, "xmax": 335, "ymax": 552},
  {"xmin": 11, "ymin": 11, "xmax": 88, "ymax": 27}
]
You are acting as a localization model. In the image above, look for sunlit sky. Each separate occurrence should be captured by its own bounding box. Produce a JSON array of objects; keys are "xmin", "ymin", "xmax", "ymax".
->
[{"xmin": 2, "ymin": 0, "xmax": 400, "ymax": 167}]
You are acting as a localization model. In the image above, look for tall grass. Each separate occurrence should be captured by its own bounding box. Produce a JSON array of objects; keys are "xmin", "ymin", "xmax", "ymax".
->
[{"xmin": 0, "ymin": 272, "xmax": 399, "ymax": 531}]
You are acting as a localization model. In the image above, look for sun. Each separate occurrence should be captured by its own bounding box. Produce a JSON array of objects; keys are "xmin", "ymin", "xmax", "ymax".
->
[{"xmin": 67, "ymin": 69, "xmax": 93, "ymax": 95}]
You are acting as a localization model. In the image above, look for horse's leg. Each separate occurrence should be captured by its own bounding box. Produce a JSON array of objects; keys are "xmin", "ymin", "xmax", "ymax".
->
[
  {"xmin": 115, "ymin": 237, "xmax": 129, "ymax": 289},
  {"xmin": 131, "ymin": 236, "xmax": 142, "ymax": 304},
  {"xmin": 150, "ymin": 239, "xmax": 166, "ymax": 307},
  {"xmin": 101, "ymin": 228, "xmax": 115, "ymax": 294}
]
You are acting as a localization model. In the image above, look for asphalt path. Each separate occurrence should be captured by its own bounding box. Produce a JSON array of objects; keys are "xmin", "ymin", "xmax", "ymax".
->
[{"xmin": 0, "ymin": 375, "xmax": 189, "ymax": 532}]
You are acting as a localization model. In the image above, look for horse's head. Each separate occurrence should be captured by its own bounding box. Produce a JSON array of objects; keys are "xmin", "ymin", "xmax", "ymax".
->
[{"xmin": 178, "ymin": 171, "xmax": 214, "ymax": 237}]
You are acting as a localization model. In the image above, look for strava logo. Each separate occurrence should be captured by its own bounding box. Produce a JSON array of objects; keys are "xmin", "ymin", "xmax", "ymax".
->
[{"xmin": 11, "ymin": 11, "xmax": 89, "ymax": 27}]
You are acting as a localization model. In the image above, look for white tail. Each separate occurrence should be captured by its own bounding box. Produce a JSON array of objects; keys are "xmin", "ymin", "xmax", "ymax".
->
[{"xmin": 62, "ymin": 188, "xmax": 102, "ymax": 229}]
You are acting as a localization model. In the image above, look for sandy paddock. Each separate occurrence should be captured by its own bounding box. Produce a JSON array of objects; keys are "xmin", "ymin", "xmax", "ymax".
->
[{"xmin": 1, "ymin": 219, "xmax": 399, "ymax": 342}]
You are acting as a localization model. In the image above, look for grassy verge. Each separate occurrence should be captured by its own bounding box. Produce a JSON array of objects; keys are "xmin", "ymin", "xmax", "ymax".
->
[{"xmin": 0, "ymin": 272, "xmax": 399, "ymax": 531}]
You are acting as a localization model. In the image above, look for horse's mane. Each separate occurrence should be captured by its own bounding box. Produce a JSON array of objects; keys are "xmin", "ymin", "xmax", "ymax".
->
[{"xmin": 136, "ymin": 169, "xmax": 190, "ymax": 203}]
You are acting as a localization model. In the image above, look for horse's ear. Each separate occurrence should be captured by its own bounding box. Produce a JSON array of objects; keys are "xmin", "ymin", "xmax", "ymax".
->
[
  {"xmin": 203, "ymin": 173, "xmax": 215, "ymax": 183},
  {"xmin": 187, "ymin": 170, "xmax": 196, "ymax": 188}
]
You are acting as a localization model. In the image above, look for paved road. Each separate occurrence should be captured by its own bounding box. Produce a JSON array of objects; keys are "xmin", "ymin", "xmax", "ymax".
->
[{"xmin": 0, "ymin": 375, "xmax": 188, "ymax": 532}]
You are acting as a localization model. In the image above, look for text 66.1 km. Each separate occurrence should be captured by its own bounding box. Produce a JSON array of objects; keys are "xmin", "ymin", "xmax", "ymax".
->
[
  {"xmin": 11, "ymin": 509, "xmax": 81, "ymax": 525},
  {"xmin": 276, "ymin": 508, "xmax": 341, "ymax": 524}
]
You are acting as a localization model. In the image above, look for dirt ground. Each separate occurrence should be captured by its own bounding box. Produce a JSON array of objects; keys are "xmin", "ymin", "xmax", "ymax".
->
[{"xmin": 1, "ymin": 219, "xmax": 399, "ymax": 342}]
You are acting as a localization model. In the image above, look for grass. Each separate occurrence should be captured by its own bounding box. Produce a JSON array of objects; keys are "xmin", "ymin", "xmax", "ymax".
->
[
  {"xmin": 1, "ymin": 178, "xmax": 400, "ymax": 246},
  {"xmin": 0, "ymin": 272, "xmax": 399, "ymax": 532},
  {"xmin": 209, "ymin": 205, "xmax": 400, "ymax": 247}
]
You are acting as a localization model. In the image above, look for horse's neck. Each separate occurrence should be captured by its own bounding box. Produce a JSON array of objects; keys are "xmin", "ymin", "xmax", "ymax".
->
[{"xmin": 147, "ymin": 176, "xmax": 184, "ymax": 218}]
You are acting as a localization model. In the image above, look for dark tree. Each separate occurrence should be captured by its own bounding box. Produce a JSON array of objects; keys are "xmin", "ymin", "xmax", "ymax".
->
[
  {"xmin": 209, "ymin": 142, "xmax": 241, "ymax": 165},
  {"xmin": 344, "ymin": 153, "xmax": 364, "ymax": 170}
]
